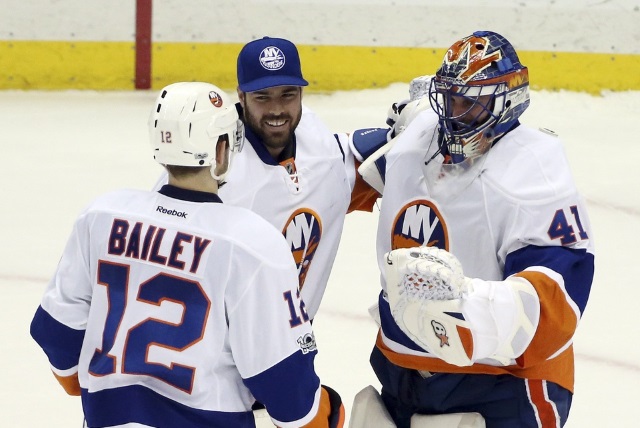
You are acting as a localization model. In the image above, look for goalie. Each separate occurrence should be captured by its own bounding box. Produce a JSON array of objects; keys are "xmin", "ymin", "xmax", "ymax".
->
[{"xmin": 350, "ymin": 31, "xmax": 594, "ymax": 428}]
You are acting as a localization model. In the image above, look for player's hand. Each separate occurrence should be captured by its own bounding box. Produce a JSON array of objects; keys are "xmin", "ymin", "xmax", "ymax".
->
[
  {"xmin": 384, "ymin": 246, "xmax": 475, "ymax": 366},
  {"xmin": 385, "ymin": 246, "xmax": 471, "ymax": 302},
  {"xmin": 385, "ymin": 246, "xmax": 540, "ymax": 367}
]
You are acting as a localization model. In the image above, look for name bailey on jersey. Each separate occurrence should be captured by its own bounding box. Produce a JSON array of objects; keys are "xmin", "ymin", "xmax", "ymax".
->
[{"xmin": 107, "ymin": 218, "xmax": 211, "ymax": 274}]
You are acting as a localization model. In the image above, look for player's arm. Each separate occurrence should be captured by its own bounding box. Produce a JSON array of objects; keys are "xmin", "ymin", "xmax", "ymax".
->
[
  {"xmin": 499, "ymin": 195, "xmax": 594, "ymax": 366},
  {"xmin": 30, "ymin": 307, "xmax": 84, "ymax": 395},
  {"xmin": 228, "ymin": 249, "xmax": 343, "ymax": 427},
  {"xmin": 384, "ymin": 246, "xmax": 540, "ymax": 366},
  {"xmin": 30, "ymin": 214, "xmax": 93, "ymax": 395},
  {"xmin": 348, "ymin": 76, "xmax": 434, "ymax": 196},
  {"xmin": 501, "ymin": 245, "xmax": 594, "ymax": 366},
  {"xmin": 385, "ymin": 242, "xmax": 593, "ymax": 367}
]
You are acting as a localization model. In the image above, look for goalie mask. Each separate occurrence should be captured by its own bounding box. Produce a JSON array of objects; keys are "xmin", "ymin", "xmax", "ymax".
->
[
  {"xmin": 149, "ymin": 82, "xmax": 244, "ymax": 180},
  {"xmin": 428, "ymin": 31, "xmax": 530, "ymax": 164}
]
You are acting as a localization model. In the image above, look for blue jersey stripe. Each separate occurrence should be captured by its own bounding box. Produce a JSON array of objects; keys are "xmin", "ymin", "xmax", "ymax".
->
[
  {"xmin": 82, "ymin": 385, "xmax": 254, "ymax": 427},
  {"xmin": 504, "ymin": 245, "xmax": 594, "ymax": 314},
  {"xmin": 244, "ymin": 349, "xmax": 320, "ymax": 423},
  {"xmin": 30, "ymin": 306, "xmax": 85, "ymax": 371}
]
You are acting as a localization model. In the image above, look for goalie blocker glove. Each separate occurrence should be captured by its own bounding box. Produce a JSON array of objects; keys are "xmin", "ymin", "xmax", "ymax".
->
[{"xmin": 384, "ymin": 247, "xmax": 540, "ymax": 367}]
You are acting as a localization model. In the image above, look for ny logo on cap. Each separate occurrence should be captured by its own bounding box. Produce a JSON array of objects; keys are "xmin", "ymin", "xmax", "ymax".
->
[{"xmin": 259, "ymin": 46, "xmax": 285, "ymax": 71}]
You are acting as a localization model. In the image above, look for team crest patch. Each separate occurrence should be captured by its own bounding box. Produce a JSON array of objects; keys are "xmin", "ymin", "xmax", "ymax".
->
[
  {"xmin": 297, "ymin": 332, "xmax": 317, "ymax": 354},
  {"xmin": 259, "ymin": 46, "xmax": 285, "ymax": 70},
  {"xmin": 431, "ymin": 320, "xmax": 450, "ymax": 347},
  {"xmin": 208, "ymin": 91, "xmax": 223, "ymax": 107},
  {"xmin": 283, "ymin": 208, "xmax": 322, "ymax": 290},
  {"xmin": 391, "ymin": 199, "xmax": 449, "ymax": 250}
]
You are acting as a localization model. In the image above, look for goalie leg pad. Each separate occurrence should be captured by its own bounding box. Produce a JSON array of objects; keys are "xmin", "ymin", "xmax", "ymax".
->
[
  {"xmin": 349, "ymin": 386, "xmax": 486, "ymax": 428},
  {"xmin": 349, "ymin": 385, "xmax": 396, "ymax": 428},
  {"xmin": 410, "ymin": 412, "xmax": 486, "ymax": 428}
]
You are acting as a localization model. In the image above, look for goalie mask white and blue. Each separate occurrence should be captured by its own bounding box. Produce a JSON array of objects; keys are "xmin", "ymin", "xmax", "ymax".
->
[{"xmin": 428, "ymin": 31, "xmax": 530, "ymax": 164}]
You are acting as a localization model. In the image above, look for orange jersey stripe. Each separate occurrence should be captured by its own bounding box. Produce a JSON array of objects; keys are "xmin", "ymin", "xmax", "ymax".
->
[
  {"xmin": 53, "ymin": 371, "xmax": 81, "ymax": 396},
  {"xmin": 526, "ymin": 379, "xmax": 560, "ymax": 427},
  {"xmin": 348, "ymin": 161, "xmax": 380, "ymax": 213},
  {"xmin": 514, "ymin": 271, "xmax": 578, "ymax": 368},
  {"xmin": 377, "ymin": 331, "xmax": 575, "ymax": 393}
]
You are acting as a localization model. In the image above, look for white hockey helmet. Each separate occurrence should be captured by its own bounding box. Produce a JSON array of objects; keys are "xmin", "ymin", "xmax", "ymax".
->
[{"xmin": 149, "ymin": 82, "xmax": 243, "ymax": 180}]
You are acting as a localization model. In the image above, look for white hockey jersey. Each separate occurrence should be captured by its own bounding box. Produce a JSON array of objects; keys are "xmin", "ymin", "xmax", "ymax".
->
[
  {"xmin": 375, "ymin": 109, "xmax": 595, "ymax": 393},
  {"xmin": 31, "ymin": 185, "xmax": 323, "ymax": 428},
  {"xmin": 154, "ymin": 104, "xmax": 379, "ymax": 319},
  {"xmin": 221, "ymin": 105, "xmax": 361, "ymax": 318}
]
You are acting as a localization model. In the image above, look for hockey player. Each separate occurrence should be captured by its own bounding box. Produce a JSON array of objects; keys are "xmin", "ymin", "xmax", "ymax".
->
[
  {"xmin": 30, "ymin": 82, "xmax": 344, "ymax": 428},
  {"xmin": 154, "ymin": 36, "xmax": 381, "ymax": 321},
  {"xmin": 350, "ymin": 31, "xmax": 595, "ymax": 428}
]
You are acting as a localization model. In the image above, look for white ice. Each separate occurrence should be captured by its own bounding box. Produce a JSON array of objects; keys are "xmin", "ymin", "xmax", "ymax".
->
[{"xmin": 1, "ymin": 85, "xmax": 638, "ymax": 427}]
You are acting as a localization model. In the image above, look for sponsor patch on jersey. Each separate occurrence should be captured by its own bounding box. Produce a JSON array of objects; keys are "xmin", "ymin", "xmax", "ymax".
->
[
  {"xmin": 297, "ymin": 332, "xmax": 317, "ymax": 354},
  {"xmin": 391, "ymin": 199, "xmax": 448, "ymax": 250},
  {"xmin": 282, "ymin": 208, "xmax": 322, "ymax": 290},
  {"xmin": 156, "ymin": 206, "xmax": 188, "ymax": 218},
  {"xmin": 259, "ymin": 46, "xmax": 285, "ymax": 70}
]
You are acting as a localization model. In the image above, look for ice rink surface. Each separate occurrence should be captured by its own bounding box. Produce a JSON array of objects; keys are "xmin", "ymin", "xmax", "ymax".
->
[{"xmin": 2, "ymin": 85, "xmax": 639, "ymax": 427}]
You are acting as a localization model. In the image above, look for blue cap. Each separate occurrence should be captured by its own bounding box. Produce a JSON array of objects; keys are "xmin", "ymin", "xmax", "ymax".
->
[{"xmin": 237, "ymin": 37, "xmax": 309, "ymax": 92}]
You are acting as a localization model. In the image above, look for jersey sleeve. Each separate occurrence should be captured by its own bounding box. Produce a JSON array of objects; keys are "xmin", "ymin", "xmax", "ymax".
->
[
  {"xmin": 334, "ymin": 132, "xmax": 381, "ymax": 213},
  {"xmin": 502, "ymin": 195, "xmax": 594, "ymax": 368},
  {"xmin": 226, "ymin": 253, "xmax": 322, "ymax": 426},
  {"xmin": 30, "ymin": 211, "xmax": 93, "ymax": 394}
]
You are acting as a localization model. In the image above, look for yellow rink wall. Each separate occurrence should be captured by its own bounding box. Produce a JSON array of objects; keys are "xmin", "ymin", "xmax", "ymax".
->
[{"xmin": 2, "ymin": 40, "xmax": 639, "ymax": 94}]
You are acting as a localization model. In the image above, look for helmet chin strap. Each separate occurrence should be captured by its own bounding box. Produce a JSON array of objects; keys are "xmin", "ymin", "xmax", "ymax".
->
[{"xmin": 210, "ymin": 166, "xmax": 226, "ymax": 182}]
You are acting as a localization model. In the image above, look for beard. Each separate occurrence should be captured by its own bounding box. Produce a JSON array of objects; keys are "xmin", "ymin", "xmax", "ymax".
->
[{"xmin": 243, "ymin": 103, "xmax": 302, "ymax": 155}]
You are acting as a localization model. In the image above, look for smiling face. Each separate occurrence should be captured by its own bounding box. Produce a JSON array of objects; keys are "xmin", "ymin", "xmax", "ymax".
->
[{"xmin": 238, "ymin": 85, "xmax": 303, "ymax": 158}]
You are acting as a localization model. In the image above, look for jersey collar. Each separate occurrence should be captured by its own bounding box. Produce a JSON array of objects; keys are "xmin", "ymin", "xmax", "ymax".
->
[{"xmin": 158, "ymin": 185, "xmax": 222, "ymax": 203}]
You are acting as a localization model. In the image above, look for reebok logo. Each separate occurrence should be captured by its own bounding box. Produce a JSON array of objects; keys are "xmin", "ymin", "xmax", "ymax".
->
[{"xmin": 156, "ymin": 206, "xmax": 188, "ymax": 218}]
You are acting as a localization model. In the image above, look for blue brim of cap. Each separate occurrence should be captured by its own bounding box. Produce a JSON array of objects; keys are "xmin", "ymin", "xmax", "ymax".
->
[{"xmin": 239, "ymin": 75, "xmax": 309, "ymax": 92}]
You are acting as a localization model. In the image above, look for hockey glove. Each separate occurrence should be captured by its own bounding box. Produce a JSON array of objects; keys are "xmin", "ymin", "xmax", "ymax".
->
[
  {"xmin": 301, "ymin": 385, "xmax": 345, "ymax": 428},
  {"xmin": 385, "ymin": 247, "xmax": 540, "ymax": 367}
]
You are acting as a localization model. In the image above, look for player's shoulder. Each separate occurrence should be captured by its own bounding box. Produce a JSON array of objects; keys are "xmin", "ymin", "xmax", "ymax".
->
[
  {"xmin": 81, "ymin": 188, "xmax": 151, "ymax": 214},
  {"xmin": 387, "ymin": 109, "xmax": 440, "ymax": 161},
  {"xmin": 296, "ymin": 104, "xmax": 342, "ymax": 155},
  {"xmin": 212, "ymin": 204, "xmax": 294, "ymax": 266},
  {"xmin": 485, "ymin": 125, "xmax": 578, "ymax": 200}
]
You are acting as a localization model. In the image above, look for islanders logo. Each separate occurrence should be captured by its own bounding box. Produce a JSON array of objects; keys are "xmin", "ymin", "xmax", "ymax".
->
[
  {"xmin": 391, "ymin": 200, "xmax": 449, "ymax": 250},
  {"xmin": 282, "ymin": 209, "xmax": 322, "ymax": 290},
  {"xmin": 259, "ymin": 46, "xmax": 286, "ymax": 70},
  {"xmin": 208, "ymin": 91, "xmax": 223, "ymax": 107}
]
